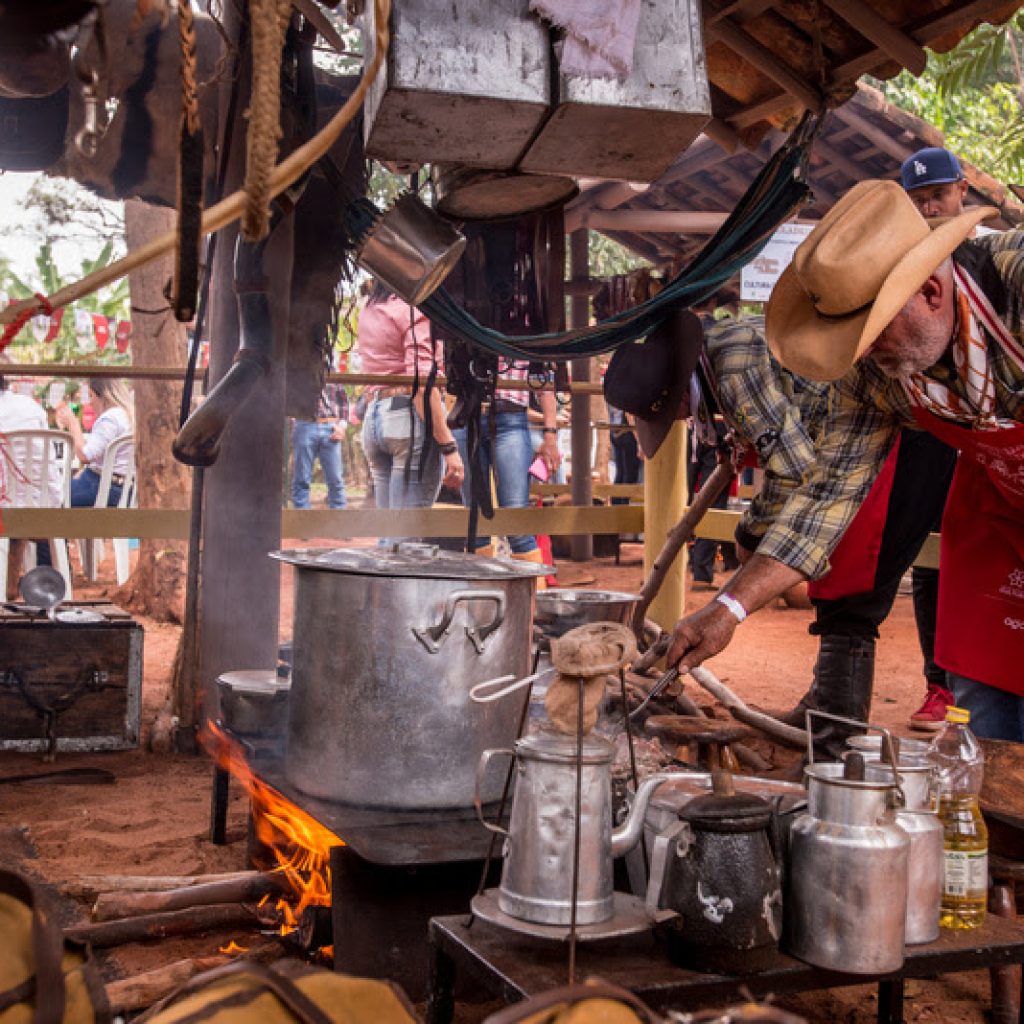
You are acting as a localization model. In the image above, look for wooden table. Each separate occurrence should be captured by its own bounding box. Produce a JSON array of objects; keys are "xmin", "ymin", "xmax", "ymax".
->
[{"xmin": 426, "ymin": 913, "xmax": 1024, "ymax": 1024}]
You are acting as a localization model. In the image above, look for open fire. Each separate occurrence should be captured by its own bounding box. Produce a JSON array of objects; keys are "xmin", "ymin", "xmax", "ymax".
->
[{"xmin": 203, "ymin": 722, "xmax": 343, "ymax": 945}]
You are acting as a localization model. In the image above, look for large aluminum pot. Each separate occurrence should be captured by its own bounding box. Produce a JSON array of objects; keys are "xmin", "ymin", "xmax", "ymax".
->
[{"xmin": 272, "ymin": 545, "xmax": 547, "ymax": 809}]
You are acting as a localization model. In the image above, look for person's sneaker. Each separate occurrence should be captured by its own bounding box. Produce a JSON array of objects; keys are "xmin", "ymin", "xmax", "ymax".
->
[{"xmin": 909, "ymin": 684, "xmax": 954, "ymax": 732}]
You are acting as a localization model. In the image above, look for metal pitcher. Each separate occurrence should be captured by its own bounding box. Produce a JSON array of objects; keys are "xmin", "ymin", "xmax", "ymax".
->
[
  {"xmin": 476, "ymin": 729, "xmax": 684, "ymax": 926},
  {"xmin": 786, "ymin": 713, "xmax": 909, "ymax": 974}
]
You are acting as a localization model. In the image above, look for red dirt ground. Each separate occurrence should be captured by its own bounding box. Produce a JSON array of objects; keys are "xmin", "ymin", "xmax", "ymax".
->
[{"xmin": 0, "ymin": 541, "xmax": 1008, "ymax": 1021}]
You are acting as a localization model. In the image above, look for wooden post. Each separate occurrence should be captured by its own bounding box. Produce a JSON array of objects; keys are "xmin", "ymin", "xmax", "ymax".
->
[
  {"xmin": 569, "ymin": 229, "xmax": 592, "ymax": 562},
  {"xmin": 197, "ymin": 11, "xmax": 294, "ymax": 723},
  {"xmin": 643, "ymin": 420, "xmax": 689, "ymax": 633}
]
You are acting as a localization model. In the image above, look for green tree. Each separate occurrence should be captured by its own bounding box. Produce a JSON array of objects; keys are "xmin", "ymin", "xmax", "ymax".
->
[{"xmin": 872, "ymin": 13, "xmax": 1024, "ymax": 183}]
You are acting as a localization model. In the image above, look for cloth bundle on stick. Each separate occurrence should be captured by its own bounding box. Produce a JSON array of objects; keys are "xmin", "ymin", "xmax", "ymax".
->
[{"xmin": 546, "ymin": 623, "xmax": 637, "ymax": 733}]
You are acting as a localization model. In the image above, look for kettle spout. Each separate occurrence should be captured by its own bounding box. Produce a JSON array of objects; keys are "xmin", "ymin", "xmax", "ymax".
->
[{"xmin": 611, "ymin": 772, "xmax": 687, "ymax": 859}]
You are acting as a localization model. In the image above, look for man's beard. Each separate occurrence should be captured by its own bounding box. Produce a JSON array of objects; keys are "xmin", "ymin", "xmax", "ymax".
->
[{"xmin": 871, "ymin": 309, "xmax": 952, "ymax": 380}]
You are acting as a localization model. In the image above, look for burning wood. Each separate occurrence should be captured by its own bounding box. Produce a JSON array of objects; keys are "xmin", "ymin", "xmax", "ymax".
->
[
  {"xmin": 202, "ymin": 723, "xmax": 342, "ymax": 941},
  {"xmin": 66, "ymin": 903, "xmax": 259, "ymax": 948},
  {"xmin": 91, "ymin": 871, "xmax": 286, "ymax": 921},
  {"xmin": 61, "ymin": 870, "xmax": 259, "ymax": 900}
]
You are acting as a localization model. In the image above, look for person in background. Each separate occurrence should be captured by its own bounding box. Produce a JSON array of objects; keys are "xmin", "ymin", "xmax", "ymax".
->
[
  {"xmin": 359, "ymin": 282, "xmax": 463, "ymax": 527},
  {"xmin": 0, "ymin": 360, "xmax": 52, "ymax": 596},
  {"xmin": 290, "ymin": 379, "xmax": 348, "ymax": 510},
  {"xmin": 453, "ymin": 362, "xmax": 561, "ymax": 572},
  {"xmin": 55, "ymin": 377, "xmax": 133, "ymax": 508},
  {"xmin": 687, "ymin": 417, "xmax": 739, "ymax": 588}
]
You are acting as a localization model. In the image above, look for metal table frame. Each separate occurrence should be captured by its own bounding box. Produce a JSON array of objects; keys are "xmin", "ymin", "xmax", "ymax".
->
[{"xmin": 426, "ymin": 913, "xmax": 1024, "ymax": 1024}]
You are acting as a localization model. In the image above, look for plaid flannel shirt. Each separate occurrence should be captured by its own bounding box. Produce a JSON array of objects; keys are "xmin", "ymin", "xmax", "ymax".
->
[{"xmin": 706, "ymin": 229, "xmax": 1024, "ymax": 579}]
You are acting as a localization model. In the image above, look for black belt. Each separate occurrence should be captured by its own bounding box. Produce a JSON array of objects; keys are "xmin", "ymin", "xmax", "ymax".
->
[
  {"xmin": 378, "ymin": 395, "xmax": 412, "ymax": 410},
  {"xmin": 481, "ymin": 399, "xmax": 525, "ymax": 415}
]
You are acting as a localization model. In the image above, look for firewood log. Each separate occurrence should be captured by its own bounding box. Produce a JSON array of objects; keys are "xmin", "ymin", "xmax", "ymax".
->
[
  {"xmin": 66, "ymin": 903, "xmax": 258, "ymax": 948},
  {"xmin": 61, "ymin": 870, "xmax": 258, "ymax": 900},
  {"xmin": 105, "ymin": 956, "xmax": 227, "ymax": 1012},
  {"xmin": 92, "ymin": 872, "xmax": 285, "ymax": 921}
]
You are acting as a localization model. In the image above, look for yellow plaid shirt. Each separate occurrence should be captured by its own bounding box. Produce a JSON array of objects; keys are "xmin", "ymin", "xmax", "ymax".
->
[{"xmin": 705, "ymin": 229, "xmax": 1024, "ymax": 579}]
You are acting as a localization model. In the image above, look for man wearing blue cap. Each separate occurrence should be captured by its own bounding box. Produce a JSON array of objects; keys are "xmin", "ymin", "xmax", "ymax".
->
[{"xmin": 900, "ymin": 146, "xmax": 970, "ymax": 221}]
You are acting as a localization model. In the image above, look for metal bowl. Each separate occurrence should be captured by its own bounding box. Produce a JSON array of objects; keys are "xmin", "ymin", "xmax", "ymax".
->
[
  {"xmin": 534, "ymin": 588, "xmax": 640, "ymax": 639},
  {"xmin": 846, "ymin": 734, "xmax": 931, "ymax": 757}
]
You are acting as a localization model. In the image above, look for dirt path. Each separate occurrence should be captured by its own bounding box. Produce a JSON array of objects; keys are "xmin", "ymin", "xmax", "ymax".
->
[{"xmin": 0, "ymin": 542, "xmax": 999, "ymax": 1021}]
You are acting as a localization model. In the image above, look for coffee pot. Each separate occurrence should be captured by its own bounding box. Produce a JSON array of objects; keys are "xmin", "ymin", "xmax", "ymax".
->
[
  {"xmin": 787, "ymin": 714, "xmax": 909, "ymax": 974},
  {"xmin": 648, "ymin": 771, "xmax": 783, "ymax": 972},
  {"xmin": 476, "ymin": 728, "xmax": 685, "ymax": 926}
]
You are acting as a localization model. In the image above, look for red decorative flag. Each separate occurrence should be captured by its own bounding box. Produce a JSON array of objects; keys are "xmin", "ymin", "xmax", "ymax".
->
[
  {"xmin": 115, "ymin": 319, "xmax": 131, "ymax": 353},
  {"xmin": 44, "ymin": 308, "xmax": 64, "ymax": 344},
  {"xmin": 92, "ymin": 314, "xmax": 109, "ymax": 351}
]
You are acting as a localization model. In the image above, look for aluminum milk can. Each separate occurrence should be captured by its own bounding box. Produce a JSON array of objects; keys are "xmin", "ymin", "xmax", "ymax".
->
[
  {"xmin": 852, "ymin": 750, "xmax": 942, "ymax": 945},
  {"xmin": 786, "ymin": 752, "xmax": 909, "ymax": 973},
  {"xmin": 476, "ymin": 729, "xmax": 682, "ymax": 926}
]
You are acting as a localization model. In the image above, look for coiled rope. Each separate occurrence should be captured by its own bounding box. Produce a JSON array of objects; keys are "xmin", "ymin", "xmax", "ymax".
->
[{"xmin": 0, "ymin": 0, "xmax": 392, "ymax": 339}]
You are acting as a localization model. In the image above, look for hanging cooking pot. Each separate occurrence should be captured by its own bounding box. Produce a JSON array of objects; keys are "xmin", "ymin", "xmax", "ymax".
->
[{"xmin": 272, "ymin": 544, "xmax": 547, "ymax": 810}]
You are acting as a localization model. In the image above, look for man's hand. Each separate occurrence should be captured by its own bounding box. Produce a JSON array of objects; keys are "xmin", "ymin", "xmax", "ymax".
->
[{"xmin": 665, "ymin": 600, "xmax": 739, "ymax": 673}]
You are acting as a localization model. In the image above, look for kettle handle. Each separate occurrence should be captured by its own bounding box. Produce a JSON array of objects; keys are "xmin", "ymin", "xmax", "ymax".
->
[
  {"xmin": 469, "ymin": 671, "xmax": 544, "ymax": 703},
  {"xmin": 475, "ymin": 748, "xmax": 515, "ymax": 836}
]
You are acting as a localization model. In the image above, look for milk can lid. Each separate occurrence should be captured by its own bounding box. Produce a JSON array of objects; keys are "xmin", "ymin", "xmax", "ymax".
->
[{"xmin": 270, "ymin": 544, "xmax": 551, "ymax": 579}]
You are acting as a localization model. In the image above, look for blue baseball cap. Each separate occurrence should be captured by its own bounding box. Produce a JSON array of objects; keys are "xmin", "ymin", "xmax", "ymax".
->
[{"xmin": 900, "ymin": 147, "xmax": 964, "ymax": 191}]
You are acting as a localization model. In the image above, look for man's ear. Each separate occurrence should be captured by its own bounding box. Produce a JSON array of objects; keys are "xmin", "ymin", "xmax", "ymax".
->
[
  {"xmin": 958, "ymin": 179, "xmax": 969, "ymax": 202},
  {"xmin": 920, "ymin": 270, "xmax": 948, "ymax": 311}
]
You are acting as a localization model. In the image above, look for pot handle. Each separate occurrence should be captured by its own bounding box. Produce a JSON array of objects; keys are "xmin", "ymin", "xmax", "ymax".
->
[
  {"xmin": 413, "ymin": 589, "xmax": 506, "ymax": 654},
  {"xmin": 475, "ymin": 748, "xmax": 515, "ymax": 836},
  {"xmin": 470, "ymin": 671, "xmax": 545, "ymax": 703}
]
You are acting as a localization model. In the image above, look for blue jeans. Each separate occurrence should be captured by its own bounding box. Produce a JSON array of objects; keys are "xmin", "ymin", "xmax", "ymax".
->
[
  {"xmin": 290, "ymin": 421, "xmax": 346, "ymax": 509},
  {"xmin": 38, "ymin": 468, "xmax": 122, "ymax": 567},
  {"xmin": 455, "ymin": 409, "xmax": 536, "ymax": 555},
  {"xmin": 948, "ymin": 673, "xmax": 1024, "ymax": 742},
  {"xmin": 362, "ymin": 397, "xmax": 443, "ymax": 520}
]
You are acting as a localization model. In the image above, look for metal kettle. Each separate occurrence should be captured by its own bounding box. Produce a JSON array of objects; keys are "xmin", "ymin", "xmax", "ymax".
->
[
  {"xmin": 476, "ymin": 728, "xmax": 685, "ymax": 926},
  {"xmin": 648, "ymin": 771, "xmax": 783, "ymax": 972},
  {"xmin": 786, "ymin": 716, "xmax": 909, "ymax": 974}
]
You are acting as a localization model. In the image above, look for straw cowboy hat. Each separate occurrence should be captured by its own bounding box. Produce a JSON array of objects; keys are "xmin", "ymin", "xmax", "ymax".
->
[{"xmin": 765, "ymin": 180, "xmax": 997, "ymax": 381}]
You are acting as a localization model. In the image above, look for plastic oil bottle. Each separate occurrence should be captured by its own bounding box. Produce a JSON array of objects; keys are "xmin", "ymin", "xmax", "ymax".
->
[{"xmin": 931, "ymin": 706, "xmax": 988, "ymax": 929}]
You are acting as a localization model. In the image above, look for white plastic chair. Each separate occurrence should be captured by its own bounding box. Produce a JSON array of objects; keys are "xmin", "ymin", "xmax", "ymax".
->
[
  {"xmin": 79, "ymin": 434, "xmax": 137, "ymax": 585},
  {"xmin": 0, "ymin": 429, "xmax": 74, "ymax": 597}
]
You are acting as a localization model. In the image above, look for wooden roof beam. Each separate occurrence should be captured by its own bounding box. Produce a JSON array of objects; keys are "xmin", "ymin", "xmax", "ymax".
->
[
  {"xmin": 583, "ymin": 210, "xmax": 730, "ymax": 234},
  {"xmin": 840, "ymin": 107, "xmax": 918, "ymax": 164},
  {"xmin": 706, "ymin": 17, "xmax": 825, "ymax": 114},
  {"xmin": 820, "ymin": 0, "xmax": 927, "ymax": 75},
  {"xmin": 726, "ymin": 0, "xmax": 1019, "ymax": 131},
  {"xmin": 813, "ymin": 135, "xmax": 878, "ymax": 184}
]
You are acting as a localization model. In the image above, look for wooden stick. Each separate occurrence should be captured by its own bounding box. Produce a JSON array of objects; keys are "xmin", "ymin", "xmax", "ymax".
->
[
  {"xmin": 61, "ymin": 870, "xmax": 259, "ymax": 900},
  {"xmin": 105, "ymin": 956, "xmax": 228, "ymax": 1013},
  {"xmin": 690, "ymin": 666, "xmax": 809, "ymax": 749},
  {"xmin": 631, "ymin": 461, "xmax": 736, "ymax": 637},
  {"xmin": 92, "ymin": 872, "xmax": 286, "ymax": 921},
  {"xmin": 65, "ymin": 903, "xmax": 258, "ymax": 948}
]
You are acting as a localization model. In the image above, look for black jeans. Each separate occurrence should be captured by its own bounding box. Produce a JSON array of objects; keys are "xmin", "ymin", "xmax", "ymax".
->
[
  {"xmin": 688, "ymin": 436, "xmax": 735, "ymax": 582},
  {"xmin": 810, "ymin": 429, "xmax": 956, "ymax": 688}
]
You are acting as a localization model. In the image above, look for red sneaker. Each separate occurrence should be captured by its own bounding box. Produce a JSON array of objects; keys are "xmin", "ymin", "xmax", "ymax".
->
[{"xmin": 909, "ymin": 684, "xmax": 954, "ymax": 732}]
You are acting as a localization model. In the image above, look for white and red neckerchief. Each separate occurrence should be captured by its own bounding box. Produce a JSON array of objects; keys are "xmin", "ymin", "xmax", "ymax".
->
[{"xmin": 904, "ymin": 264, "xmax": 1024, "ymax": 429}]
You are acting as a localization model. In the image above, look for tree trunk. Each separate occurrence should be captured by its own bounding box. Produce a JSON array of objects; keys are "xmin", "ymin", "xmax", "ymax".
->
[{"xmin": 116, "ymin": 199, "xmax": 190, "ymax": 622}]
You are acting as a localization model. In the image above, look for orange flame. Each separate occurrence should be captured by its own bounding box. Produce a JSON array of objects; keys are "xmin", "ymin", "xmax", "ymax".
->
[
  {"xmin": 218, "ymin": 940, "xmax": 250, "ymax": 955},
  {"xmin": 203, "ymin": 723, "xmax": 343, "ymax": 935}
]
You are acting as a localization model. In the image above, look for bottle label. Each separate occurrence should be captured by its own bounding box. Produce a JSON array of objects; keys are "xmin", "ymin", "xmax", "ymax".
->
[{"xmin": 943, "ymin": 850, "xmax": 988, "ymax": 897}]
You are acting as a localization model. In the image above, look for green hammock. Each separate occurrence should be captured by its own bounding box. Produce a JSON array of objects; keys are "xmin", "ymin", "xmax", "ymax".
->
[{"xmin": 419, "ymin": 114, "xmax": 819, "ymax": 362}]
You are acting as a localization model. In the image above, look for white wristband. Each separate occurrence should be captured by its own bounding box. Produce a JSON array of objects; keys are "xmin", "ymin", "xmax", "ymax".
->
[{"xmin": 715, "ymin": 592, "xmax": 748, "ymax": 623}]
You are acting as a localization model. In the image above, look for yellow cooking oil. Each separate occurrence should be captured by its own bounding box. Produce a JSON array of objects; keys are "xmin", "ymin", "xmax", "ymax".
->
[{"xmin": 939, "ymin": 794, "xmax": 988, "ymax": 929}]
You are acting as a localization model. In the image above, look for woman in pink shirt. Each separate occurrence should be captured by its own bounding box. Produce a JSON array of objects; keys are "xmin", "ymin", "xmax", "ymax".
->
[{"xmin": 359, "ymin": 283, "xmax": 463, "ymax": 521}]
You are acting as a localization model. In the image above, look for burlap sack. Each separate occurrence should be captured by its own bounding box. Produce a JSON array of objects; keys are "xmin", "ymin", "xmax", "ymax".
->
[
  {"xmin": 545, "ymin": 674, "xmax": 607, "ymax": 734},
  {"xmin": 550, "ymin": 623, "xmax": 637, "ymax": 679}
]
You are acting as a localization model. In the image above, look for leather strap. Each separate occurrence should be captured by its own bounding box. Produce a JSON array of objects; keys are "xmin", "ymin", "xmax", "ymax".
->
[
  {"xmin": 482, "ymin": 981, "xmax": 663, "ymax": 1024},
  {"xmin": 137, "ymin": 961, "xmax": 333, "ymax": 1024},
  {"xmin": 0, "ymin": 869, "xmax": 67, "ymax": 1024}
]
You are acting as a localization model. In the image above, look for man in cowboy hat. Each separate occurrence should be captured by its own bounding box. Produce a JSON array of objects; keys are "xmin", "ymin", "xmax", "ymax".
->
[{"xmin": 666, "ymin": 179, "xmax": 1024, "ymax": 741}]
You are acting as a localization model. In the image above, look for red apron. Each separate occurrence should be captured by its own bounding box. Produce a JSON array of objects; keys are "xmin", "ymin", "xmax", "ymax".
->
[
  {"xmin": 909, "ymin": 404, "xmax": 1024, "ymax": 694},
  {"xmin": 807, "ymin": 436, "xmax": 901, "ymax": 601}
]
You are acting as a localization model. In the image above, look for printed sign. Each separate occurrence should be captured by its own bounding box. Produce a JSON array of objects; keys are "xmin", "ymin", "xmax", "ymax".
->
[{"xmin": 740, "ymin": 221, "xmax": 815, "ymax": 303}]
